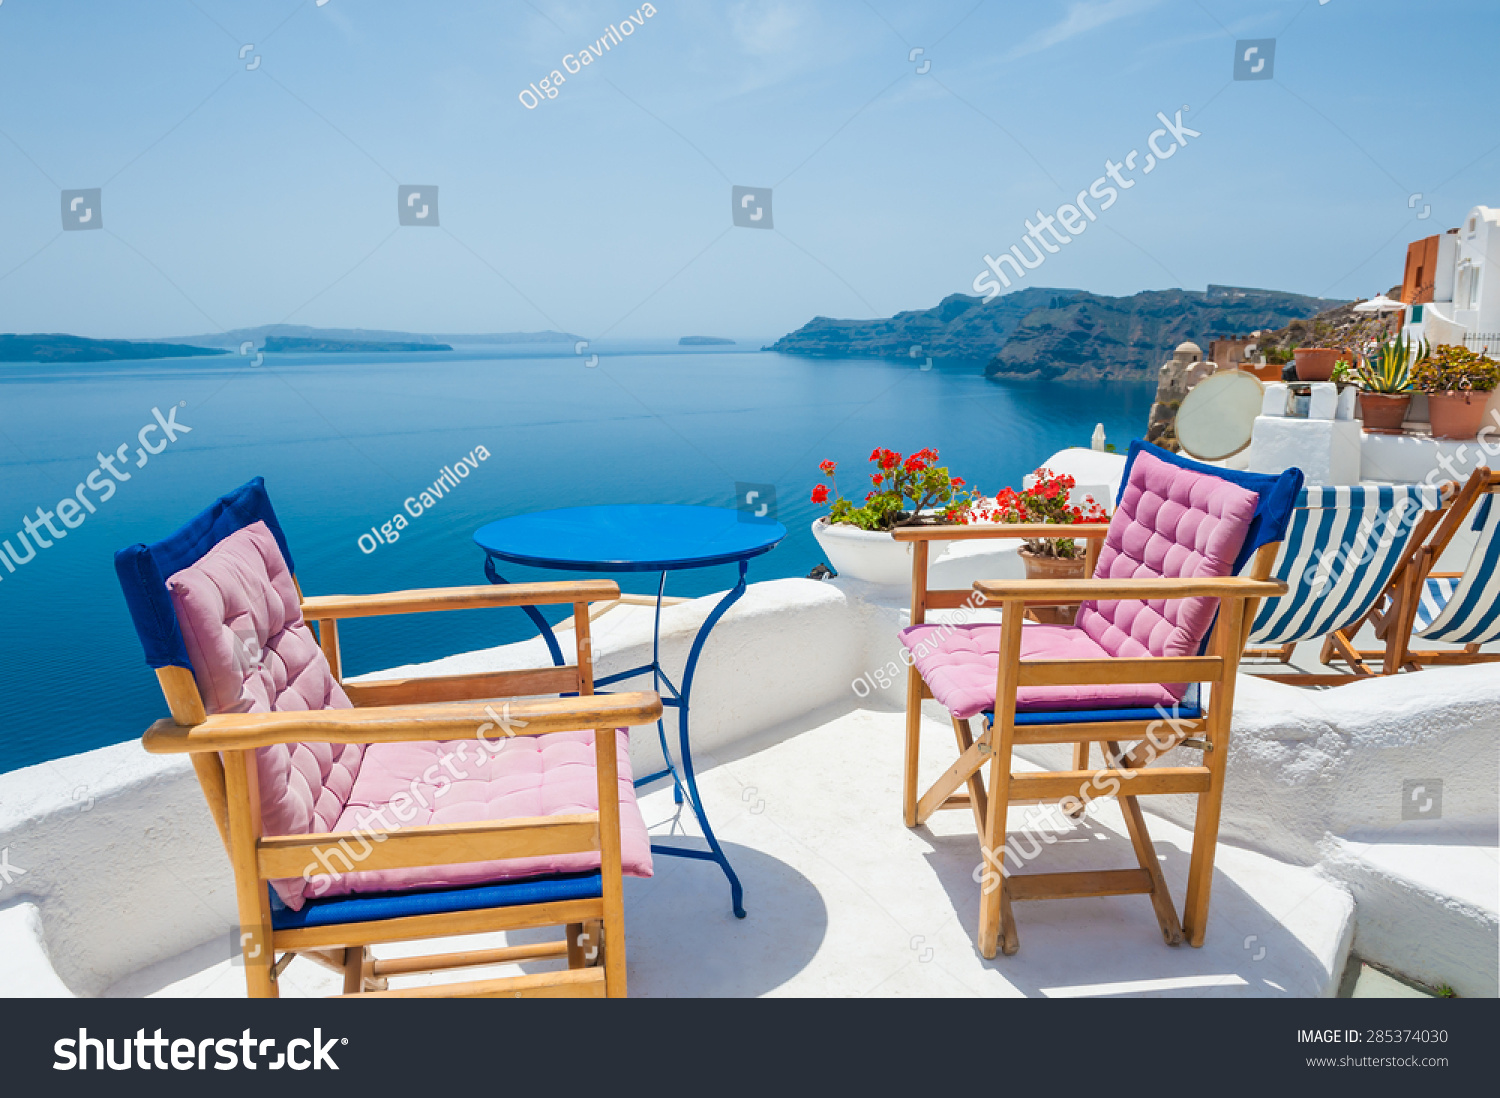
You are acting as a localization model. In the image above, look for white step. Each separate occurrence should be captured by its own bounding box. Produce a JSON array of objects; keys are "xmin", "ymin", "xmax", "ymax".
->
[{"xmin": 1320, "ymin": 830, "xmax": 1499, "ymax": 998}]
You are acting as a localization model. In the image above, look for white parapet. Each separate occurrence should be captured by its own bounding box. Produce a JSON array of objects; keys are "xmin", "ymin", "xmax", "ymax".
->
[
  {"xmin": 1360, "ymin": 430, "xmax": 1497, "ymax": 485},
  {"xmin": 1248, "ymin": 416, "xmax": 1363, "ymax": 486}
]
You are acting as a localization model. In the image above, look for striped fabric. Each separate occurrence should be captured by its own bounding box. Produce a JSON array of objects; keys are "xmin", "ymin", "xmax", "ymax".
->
[
  {"xmin": 1418, "ymin": 493, "xmax": 1500, "ymax": 644},
  {"xmin": 1248, "ymin": 485, "xmax": 1445, "ymax": 646},
  {"xmin": 1413, "ymin": 577, "xmax": 1462, "ymax": 634}
]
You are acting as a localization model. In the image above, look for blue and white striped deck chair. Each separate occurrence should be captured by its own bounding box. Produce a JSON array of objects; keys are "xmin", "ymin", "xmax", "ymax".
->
[
  {"xmin": 1403, "ymin": 467, "xmax": 1500, "ymax": 667},
  {"xmin": 1244, "ymin": 483, "xmax": 1452, "ymax": 683}
]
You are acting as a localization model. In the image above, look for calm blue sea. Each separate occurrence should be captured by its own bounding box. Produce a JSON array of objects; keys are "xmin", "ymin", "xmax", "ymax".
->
[{"xmin": 0, "ymin": 343, "xmax": 1151, "ymax": 773}]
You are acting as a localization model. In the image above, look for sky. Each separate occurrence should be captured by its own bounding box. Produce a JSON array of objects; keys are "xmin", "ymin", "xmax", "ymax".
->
[{"xmin": 0, "ymin": 0, "xmax": 1496, "ymax": 342}]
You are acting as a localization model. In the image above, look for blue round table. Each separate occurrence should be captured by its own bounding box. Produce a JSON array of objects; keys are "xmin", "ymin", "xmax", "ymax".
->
[{"xmin": 474, "ymin": 504, "xmax": 786, "ymax": 918}]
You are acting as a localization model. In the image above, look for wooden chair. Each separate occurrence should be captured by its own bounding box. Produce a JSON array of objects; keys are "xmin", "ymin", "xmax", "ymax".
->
[
  {"xmin": 116, "ymin": 478, "xmax": 662, "ymax": 998},
  {"xmin": 1241, "ymin": 482, "xmax": 1456, "ymax": 683},
  {"xmin": 897, "ymin": 442, "xmax": 1297, "ymax": 958}
]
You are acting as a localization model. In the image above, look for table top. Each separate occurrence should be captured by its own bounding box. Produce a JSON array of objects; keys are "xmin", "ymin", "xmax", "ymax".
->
[{"xmin": 474, "ymin": 504, "xmax": 786, "ymax": 573}]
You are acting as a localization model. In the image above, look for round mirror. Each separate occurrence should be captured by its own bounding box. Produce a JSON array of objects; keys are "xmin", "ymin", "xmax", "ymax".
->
[{"xmin": 1175, "ymin": 369, "xmax": 1264, "ymax": 461}]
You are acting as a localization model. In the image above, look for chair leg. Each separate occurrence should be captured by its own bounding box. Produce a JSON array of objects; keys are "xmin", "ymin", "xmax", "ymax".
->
[
  {"xmin": 1182, "ymin": 785, "xmax": 1227, "ymax": 946},
  {"xmin": 594, "ymin": 727, "xmax": 628, "ymax": 998},
  {"xmin": 977, "ymin": 733, "xmax": 1019, "ymax": 958},
  {"xmin": 566, "ymin": 923, "xmax": 586, "ymax": 969},
  {"xmin": 1321, "ymin": 629, "xmax": 1374, "ymax": 675},
  {"xmin": 1106, "ymin": 741, "xmax": 1183, "ymax": 946},
  {"xmin": 568, "ymin": 920, "xmax": 603, "ymax": 968},
  {"xmin": 952, "ymin": 714, "xmax": 988, "ymax": 834},
  {"xmin": 903, "ymin": 666, "xmax": 925, "ymax": 827},
  {"xmin": 223, "ymin": 751, "xmax": 278, "ymax": 998},
  {"xmin": 342, "ymin": 947, "xmax": 366, "ymax": 994},
  {"xmin": 1066, "ymin": 742, "xmax": 1089, "ymax": 818}
]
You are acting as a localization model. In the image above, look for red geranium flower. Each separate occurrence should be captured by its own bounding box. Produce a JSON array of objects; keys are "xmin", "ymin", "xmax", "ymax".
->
[
  {"xmin": 819, "ymin": 460, "xmax": 837, "ymax": 476},
  {"xmin": 810, "ymin": 484, "xmax": 830, "ymax": 505}
]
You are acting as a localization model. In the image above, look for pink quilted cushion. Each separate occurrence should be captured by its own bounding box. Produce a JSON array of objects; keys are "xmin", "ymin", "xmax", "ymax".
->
[
  {"xmin": 1076, "ymin": 448, "xmax": 1259, "ymax": 662},
  {"xmin": 167, "ymin": 522, "xmax": 362, "ymax": 909},
  {"xmin": 304, "ymin": 729, "xmax": 653, "ymax": 901},
  {"xmin": 900, "ymin": 622, "xmax": 1179, "ymax": 719},
  {"xmin": 900, "ymin": 449, "xmax": 1258, "ymax": 720}
]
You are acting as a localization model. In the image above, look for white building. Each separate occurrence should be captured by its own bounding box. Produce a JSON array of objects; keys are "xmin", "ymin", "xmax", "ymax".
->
[{"xmin": 1404, "ymin": 205, "xmax": 1500, "ymax": 353}]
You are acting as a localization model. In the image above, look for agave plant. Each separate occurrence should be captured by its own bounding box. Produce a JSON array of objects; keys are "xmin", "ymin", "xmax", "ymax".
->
[{"xmin": 1357, "ymin": 334, "xmax": 1428, "ymax": 394}]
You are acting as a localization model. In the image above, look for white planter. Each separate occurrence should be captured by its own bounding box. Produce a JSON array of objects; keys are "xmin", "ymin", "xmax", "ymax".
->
[{"xmin": 810, "ymin": 517, "xmax": 950, "ymax": 587}]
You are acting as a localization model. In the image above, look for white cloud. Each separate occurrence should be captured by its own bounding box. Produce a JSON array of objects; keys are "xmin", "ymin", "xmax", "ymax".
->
[{"xmin": 1006, "ymin": 0, "xmax": 1164, "ymax": 60}]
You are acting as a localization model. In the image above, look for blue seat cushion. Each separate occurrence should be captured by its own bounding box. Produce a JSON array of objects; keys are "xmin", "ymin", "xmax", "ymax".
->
[
  {"xmin": 983, "ymin": 703, "xmax": 1203, "ymax": 727},
  {"xmin": 270, "ymin": 870, "xmax": 602, "ymax": 931}
]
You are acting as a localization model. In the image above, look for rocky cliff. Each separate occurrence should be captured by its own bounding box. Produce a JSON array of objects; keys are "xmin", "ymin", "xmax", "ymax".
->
[{"xmin": 768, "ymin": 285, "xmax": 1345, "ymax": 381}]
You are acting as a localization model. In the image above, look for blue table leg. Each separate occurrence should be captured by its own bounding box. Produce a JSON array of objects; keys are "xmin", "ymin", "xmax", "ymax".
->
[
  {"xmin": 483, "ymin": 554, "xmax": 566, "ymax": 668},
  {"xmin": 649, "ymin": 572, "xmax": 687, "ymax": 806},
  {"xmin": 652, "ymin": 559, "xmax": 749, "ymax": 918}
]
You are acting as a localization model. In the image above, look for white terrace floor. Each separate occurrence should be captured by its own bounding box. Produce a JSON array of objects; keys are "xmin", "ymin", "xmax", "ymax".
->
[{"xmin": 110, "ymin": 704, "xmax": 1354, "ymax": 999}]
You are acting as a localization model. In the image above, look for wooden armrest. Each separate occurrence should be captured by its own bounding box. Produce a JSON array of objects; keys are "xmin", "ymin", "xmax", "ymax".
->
[
  {"xmin": 890, "ymin": 523, "xmax": 1110, "ymax": 542},
  {"xmin": 973, "ymin": 576, "xmax": 1287, "ymax": 601},
  {"xmin": 142, "ymin": 691, "xmax": 662, "ymax": 754},
  {"xmin": 300, "ymin": 580, "xmax": 620, "ymax": 620}
]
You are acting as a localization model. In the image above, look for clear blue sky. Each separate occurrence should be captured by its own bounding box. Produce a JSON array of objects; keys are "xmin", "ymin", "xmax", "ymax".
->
[{"xmin": 0, "ymin": 0, "xmax": 1495, "ymax": 341}]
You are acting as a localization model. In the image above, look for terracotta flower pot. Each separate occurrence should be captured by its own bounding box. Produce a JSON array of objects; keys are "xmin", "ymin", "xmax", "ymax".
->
[
  {"xmin": 1293, "ymin": 347, "xmax": 1339, "ymax": 382},
  {"xmin": 1427, "ymin": 390, "xmax": 1491, "ymax": 441},
  {"xmin": 1244, "ymin": 361, "xmax": 1282, "ymax": 382},
  {"xmin": 1358, "ymin": 392, "xmax": 1411, "ymax": 434},
  {"xmin": 1019, "ymin": 548, "xmax": 1087, "ymax": 625}
]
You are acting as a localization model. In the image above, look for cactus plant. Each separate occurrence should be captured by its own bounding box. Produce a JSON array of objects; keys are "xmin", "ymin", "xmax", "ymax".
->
[{"xmin": 1357, "ymin": 334, "xmax": 1428, "ymax": 394}]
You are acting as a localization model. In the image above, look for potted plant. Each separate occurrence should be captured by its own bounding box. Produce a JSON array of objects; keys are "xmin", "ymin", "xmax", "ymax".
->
[
  {"xmin": 1294, "ymin": 346, "xmax": 1340, "ymax": 382},
  {"xmin": 1355, "ymin": 335, "xmax": 1426, "ymax": 433},
  {"xmin": 809, "ymin": 448, "xmax": 979, "ymax": 585},
  {"xmin": 1411, "ymin": 344, "xmax": 1500, "ymax": 440},
  {"xmin": 987, "ymin": 469, "xmax": 1109, "ymax": 624}
]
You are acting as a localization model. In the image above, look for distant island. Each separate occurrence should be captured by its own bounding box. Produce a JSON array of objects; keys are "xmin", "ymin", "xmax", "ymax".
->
[
  {"xmin": 679, "ymin": 336, "xmax": 735, "ymax": 346},
  {"xmin": 767, "ymin": 285, "xmax": 1346, "ymax": 381},
  {"xmin": 2, "ymin": 325, "xmax": 579, "ymax": 365},
  {"xmin": 0, "ymin": 333, "xmax": 226, "ymax": 364},
  {"xmin": 164, "ymin": 324, "xmax": 579, "ymax": 350},
  {"xmin": 262, "ymin": 336, "xmax": 452, "ymax": 354}
]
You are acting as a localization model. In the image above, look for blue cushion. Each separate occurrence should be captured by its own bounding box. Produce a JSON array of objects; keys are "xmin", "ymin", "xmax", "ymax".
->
[
  {"xmin": 1117, "ymin": 440, "xmax": 1304, "ymax": 573},
  {"xmin": 985, "ymin": 704, "xmax": 1203, "ymax": 727},
  {"xmin": 271, "ymin": 871, "xmax": 603, "ymax": 931},
  {"xmin": 114, "ymin": 477, "xmax": 294, "ymax": 671}
]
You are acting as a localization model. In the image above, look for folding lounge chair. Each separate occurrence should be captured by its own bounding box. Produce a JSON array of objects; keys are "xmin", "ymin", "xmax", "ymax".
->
[
  {"xmin": 116, "ymin": 478, "xmax": 662, "ymax": 998},
  {"xmin": 1388, "ymin": 466, "xmax": 1500, "ymax": 668},
  {"xmin": 896, "ymin": 441, "xmax": 1298, "ymax": 958},
  {"xmin": 1243, "ymin": 483, "xmax": 1454, "ymax": 684}
]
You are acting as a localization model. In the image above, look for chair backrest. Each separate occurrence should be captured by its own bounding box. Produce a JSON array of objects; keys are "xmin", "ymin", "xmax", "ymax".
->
[
  {"xmin": 116, "ymin": 479, "xmax": 363, "ymax": 909},
  {"xmin": 115, "ymin": 477, "xmax": 297, "ymax": 671},
  {"xmin": 1248, "ymin": 484, "xmax": 1449, "ymax": 645},
  {"xmin": 1418, "ymin": 478, "xmax": 1500, "ymax": 644},
  {"xmin": 1077, "ymin": 442, "xmax": 1303, "ymax": 661}
]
